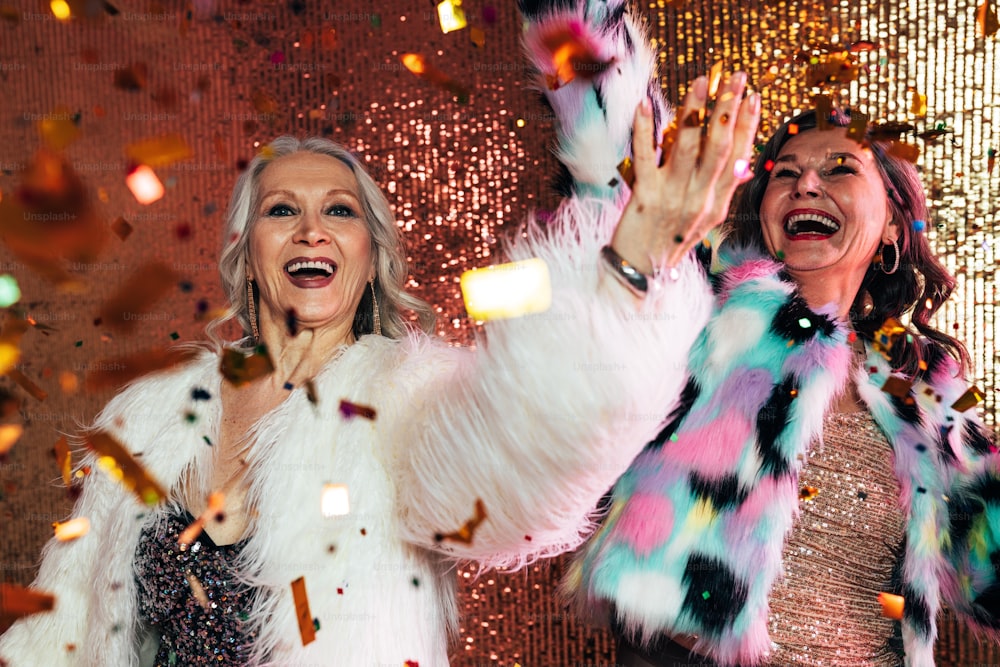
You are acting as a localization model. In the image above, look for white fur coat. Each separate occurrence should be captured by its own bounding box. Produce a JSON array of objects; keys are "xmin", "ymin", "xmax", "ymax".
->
[{"xmin": 0, "ymin": 199, "xmax": 713, "ymax": 666}]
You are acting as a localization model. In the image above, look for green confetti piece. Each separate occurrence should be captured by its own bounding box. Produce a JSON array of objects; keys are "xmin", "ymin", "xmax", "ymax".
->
[
  {"xmin": 798, "ymin": 317, "xmax": 812, "ymax": 328},
  {"xmin": 0, "ymin": 275, "xmax": 21, "ymax": 307},
  {"xmin": 702, "ymin": 590, "xmax": 711, "ymax": 600},
  {"xmin": 169, "ymin": 332, "xmax": 180, "ymax": 340},
  {"xmin": 75, "ymin": 340, "xmax": 83, "ymax": 347}
]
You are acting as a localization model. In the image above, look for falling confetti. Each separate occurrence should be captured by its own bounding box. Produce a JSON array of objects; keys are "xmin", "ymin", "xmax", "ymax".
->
[
  {"xmin": 951, "ymin": 386, "xmax": 984, "ymax": 412},
  {"xmin": 460, "ymin": 258, "xmax": 551, "ymax": 321},
  {"xmin": 97, "ymin": 262, "xmax": 180, "ymax": 331},
  {"xmin": 7, "ymin": 368, "xmax": 47, "ymax": 402},
  {"xmin": 872, "ymin": 317, "xmax": 906, "ymax": 359},
  {"xmin": 435, "ymin": 498, "xmax": 487, "ymax": 545},
  {"xmin": 85, "ymin": 431, "xmax": 168, "ymax": 506},
  {"xmin": 110, "ymin": 216, "xmax": 133, "ymax": 241},
  {"xmin": 0, "ymin": 275, "xmax": 20, "ymax": 307},
  {"xmin": 436, "ymin": 0, "xmax": 467, "ymax": 34},
  {"xmin": 881, "ymin": 376, "xmax": 914, "ymax": 398},
  {"xmin": 54, "ymin": 436, "xmax": 72, "ymax": 486},
  {"xmin": 977, "ymin": 0, "xmax": 999, "ymax": 37},
  {"xmin": 400, "ymin": 53, "xmax": 471, "ymax": 102},
  {"xmin": 220, "ymin": 346, "xmax": 275, "ymax": 386},
  {"xmin": 799, "ymin": 485, "xmax": 819, "ymax": 501},
  {"xmin": 53, "ymin": 517, "xmax": 90, "ymax": 542},
  {"xmin": 532, "ymin": 19, "xmax": 612, "ymax": 90},
  {"xmin": 0, "ymin": 423, "xmax": 23, "ymax": 455},
  {"xmin": 320, "ymin": 483, "xmax": 350, "ymax": 517},
  {"xmin": 178, "ymin": 492, "xmax": 226, "ymax": 546},
  {"xmin": 0, "ymin": 584, "xmax": 55, "ymax": 624},
  {"xmin": 125, "ymin": 165, "xmax": 164, "ymax": 205},
  {"xmin": 846, "ymin": 112, "xmax": 868, "ymax": 143},
  {"xmin": 290, "ymin": 576, "xmax": 317, "ymax": 646},
  {"xmin": 36, "ymin": 105, "xmax": 80, "ymax": 151},
  {"xmin": 339, "ymin": 399, "xmax": 376, "ymax": 420},
  {"xmin": 877, "ymin": 592, "xmax": 905, "ymax": 620},
  {"xmin": 186, "ymin": 572, "xmax": 211, "ymax": 610}
]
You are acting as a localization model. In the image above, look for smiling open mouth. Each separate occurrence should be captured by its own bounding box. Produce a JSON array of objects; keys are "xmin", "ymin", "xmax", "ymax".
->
[
  {"xmin": 285, "ymin": 259, "xmax": 336, "ymax": 279},
  {"xmin": 784, "ymin": 212, "xmax": 840, "ymax": 238}
]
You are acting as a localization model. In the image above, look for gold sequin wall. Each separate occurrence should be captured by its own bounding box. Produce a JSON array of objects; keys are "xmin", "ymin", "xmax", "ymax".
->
[{"xmin": 0, "ymin": 0, "xmax": 996, "ymax": 665}]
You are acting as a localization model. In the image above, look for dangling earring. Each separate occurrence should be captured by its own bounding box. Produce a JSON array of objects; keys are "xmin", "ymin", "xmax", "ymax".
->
[
  {"xmin": 369, "ymin": 279, "xmax": 381, "ymax": 336},
  {"xmin": 246, "ymin": 275, "xmax": 260, "ymax": 343},
  {"xmin": 880, "ymin": 238, "xmax": 900, "ymax": 275}
]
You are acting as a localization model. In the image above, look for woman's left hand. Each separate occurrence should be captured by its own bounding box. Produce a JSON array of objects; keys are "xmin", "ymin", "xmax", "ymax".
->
[{"xmin": 610, "ymin": 72, "xmax": 761, "ymax": 273}]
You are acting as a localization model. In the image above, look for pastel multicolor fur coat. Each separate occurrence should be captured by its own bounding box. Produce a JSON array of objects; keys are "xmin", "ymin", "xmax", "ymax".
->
[{"xmin": 519, "ymin": 1, "xmax": 1000, "ymax": 665}]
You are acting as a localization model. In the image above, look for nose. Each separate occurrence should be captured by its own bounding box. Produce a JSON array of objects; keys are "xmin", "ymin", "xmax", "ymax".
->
[
  {"xmin": 791, "ymin": 169, "xmax": 823, "ymax": 199},
  {"xmin": 292, "ymin": 209, "xmax": 330, "ymax": 245}
]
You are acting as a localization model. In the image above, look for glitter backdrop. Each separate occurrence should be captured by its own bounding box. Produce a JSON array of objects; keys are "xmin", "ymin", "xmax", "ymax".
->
[{"xmin": 0, "ymin": 0, "xmax": 997, "ymax": 664}]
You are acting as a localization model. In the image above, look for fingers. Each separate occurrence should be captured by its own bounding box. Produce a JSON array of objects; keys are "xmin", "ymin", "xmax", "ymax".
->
[
  {"xmin": 630, "ymin": 98, "xmax": 658, "ymax": 187},
  {"xmin": 662, "ymin": 76, "xmax": 708, "ymax": 182}
]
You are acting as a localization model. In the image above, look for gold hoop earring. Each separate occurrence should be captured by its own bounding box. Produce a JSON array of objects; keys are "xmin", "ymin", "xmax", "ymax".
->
[
  {"xmin": 370, "ymin": 280, "xmax": 381, "ymax": 336},
  {"xmin": 247, "ymin": 275, "xmax": 260, "ymax": 343}
]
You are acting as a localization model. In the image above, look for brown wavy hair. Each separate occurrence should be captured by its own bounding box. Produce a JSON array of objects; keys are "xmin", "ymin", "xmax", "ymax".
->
[{"xmin": 727, "ymin": 109, "xmax": 968, "ymax": 376}]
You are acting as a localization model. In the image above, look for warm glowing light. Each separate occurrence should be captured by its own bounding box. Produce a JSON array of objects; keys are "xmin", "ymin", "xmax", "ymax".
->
[
  {"xmin": 401, "ymin": 53, "xmax": 426, "ymax": 75},
  {"xmin": 460, "ymin": 258, "xmax": 552, "ymax": 321},
  {"xmin": 49, "ymin": 0, "xmax": 71, "ymax": 20},
  {"xmin": 53, "ymin": 517, "xmax": 90, "ymax": 542},
  {"xmin": 0, "ymin": 343, "xmax": 20, "ymax": 375},
  {"xmin": 321, "ymin": 483, "xmax": 351, "ymax": 517},
  {"xmin": 437, "ymin": 0, "xmax": 467, "ymax": 34},
  {"xmin": 0, "ymin": 423, "xmax": 22, "ymax": 454},
  {"xmin": 126, "ymin": 165, "xmax": 164, "ymax": 204}
]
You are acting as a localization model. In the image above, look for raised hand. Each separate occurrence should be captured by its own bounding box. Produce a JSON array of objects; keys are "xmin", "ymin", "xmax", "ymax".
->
[{"xmin": 610, "ymin": 72, "xmax": 761, "ymax": 273}]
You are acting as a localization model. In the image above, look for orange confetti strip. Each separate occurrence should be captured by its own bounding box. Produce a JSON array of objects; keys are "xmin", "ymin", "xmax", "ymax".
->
[
  {"xmin": 977, "ymin": 0, "xmax": 1000, "ymax": 37},
  {"xmin": 878, "ymin": 592, "xmax": 905, "ymax": 620},
  {"xmin": 910, "ymin": 91, "xmax": 928, "ymax": 117},
  {"xmin": 36, "ymin": 105, "xmax": 80, "ymax": 151},
  {"xmin": 881, "ymin": 376, "xmax": 914, "ymax": 399},
  {"xmin": 124, "ymin": 134, "xmax": 193, "ymax": 169},
  {"xmin": 0, "ymin": 584, "xmax": 55, "ymax": 625},
  {"xmin": 290, "ymin": 576, "xmax": 317, "ymax": 646},
  {"xmin": 799, "ymin": 485, "xmax": 819, "ymax": 502},
  {"xmin": 0, "ymin": 423, "xmax": 22, "ymax": 455},
  {"xmin": 614, "ymin": 156, "xmax": 636, "ymax": 189},
  {"xmin": 220, "ymin": 346, "xmax": 275, "ymax": 386},
  {"xmin": 813, "ymin": 94, "xmax": 833, "ymax": 131},
  {"xmin": 399, "ymin": 53, "xmax": 471, "ymax": 101},
  {"xmin": 96, "ymin": 262, "xmax": 181, "ymax": 332},
  {"xmin": 85, "ymin": 431, "xmax": 168, "ymax": 506},
  {"xmin": 186, "ymin": 572, "xmax": 211, "ymax": 610},
  {"xmin": 53, "ymin": 517, "xmax": 90, "ymax": 542},
  {"xmin": 951, "ymin": 386, "xmax": 984, "ymax": 412},
  {"xmin": 6, "ymin": 368, "xmax": 48, "ymax": 402},
  {"xmin": 339, "ymin": 399, "xmax": 375, "ymax": 420},
  {"xmin": 54, "ymin": 436, "xmax": 72, "ymax": 486},
  {"xmin": 435, "ymin": 498, "xmax": 487, "ymax": 545},
  {"xmin": 84, "ymin": 347, "xmax": 201, "ymax": 391},
  {"xmin": 178, "ymin": 492, "xmax": 226, "ymax": 546},
  {"xmin": 888, "ymin": 141, "xmax": 921, "ymax": 163},
  {"xmin": 846, "ymin": 112, "xmax": 869, "ymax": 143},
  {"xmin": 538, "ymin": 24, "xmax": 612, "ymax": 90}
]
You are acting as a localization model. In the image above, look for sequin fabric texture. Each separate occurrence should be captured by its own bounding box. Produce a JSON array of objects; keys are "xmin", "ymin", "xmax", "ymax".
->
[
  {"xmin": 134, "ymin": 508, "xmax": 257, "ymax": 666},
  {"xmin": 767, "ymin": 410, "xmax": 907, "ymax": 666}
]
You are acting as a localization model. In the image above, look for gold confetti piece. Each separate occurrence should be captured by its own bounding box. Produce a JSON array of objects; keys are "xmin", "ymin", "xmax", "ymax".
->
[
  {"xmin": 0, "ymin": 584, "xmax": 55, "ymax": 625},
  {"xmin": 400, "ymin": 53, "xmax": 471, "ymax": 101},
  {"xmin": 124, "ymin": 134, "xmax": 193, "ymax": 169},
  {"xmin": 59, "ymin": 371, "xmax": 79, "ymax": 393},
  {"xmin": 109, "ymin": 217, "xmax": 132, "ymax": 240},
  {"xmin": 220, "ymin": 346, "xmax": 275, "ymax": 386},
  {"xmin": 814, "ymin": 95, "xmax": 833, "ymax": 131},
  {"xmin": 978, "ymin": 0, "xmax": 999, "ymax": 37},
  {"xmin": 799, "ymin": 485, "xmax": 819, "ymax": 502},
  {"xmin": 951, "ymin": 386, "xmax": 984, "ymax": 412},
  {"xmin": 84, "ymin": 347, "xmax": 200, "ymax": 391},
  {"xmin": 186, "ymin": 572, "xmax": 211, "ymax": 610},
  {"xmin": 910, "ymin": 91, "xmax": 927, "ymax": 117},
  {"xmin": 339, "ymin": 399, "xmax": 375, "ymax": 420},
  {"xmin": 707, "ymin": 61, "xmax": 724, "ymax": 98},
  {"xmin": 846, "ymin": 111, "xmax": 869, "ymax": 143},
  {"xmin": 125, "ymin": 165, "xmax": 164, "ymax": 205},
  {"xmin": 54, "ymin": 436, "xmax": 72, "ymax": 486},
  {"xmin": 877, "ymin": 592, "xmax": 904, "ymax": 620},
  {"xmin": 113, "ymin": 62, "xmax": 148, "ymax": 91},
  {"xmin": 888, "ymin": 141, "xmax": 920, "ymax": 163},
  {"xmin": 321, "ymin": 483, "xmax": 350, "ymax": 517},
  {"xmin": 460, "ymin": 258, "xmax": 551, "ymax": 321},
  {"xmin": 290, "ymin": 576, "xmax": 317, "ymax": 646},
  {"xmin": 436, "ymin": 0, "xmax": 466, "ymax": 33},
  {"xmin": 615, "ymin": 156, "xmax": 635, "ymax": 188},
  {"xmin": 178, "ymin": 492, "xmax": 226, "ymax": 546},
  {"xmin": 36, "ymin": 106, "xmax": 80, "ymax": 151},
  {"xmin": 85, "ymin": 431, "xmax": 168, "ymax": 506},
  {"xmin": 0, "ymin": 423, "xmax": 22, "ymax": 455},
  {"xmin": 435, "ymin": 498, "xmax": 487, "ymax": 545},
  {"xmin": 53, "ymin": 517, "xmax": 90, "ymax": 541},
  {"xmin": 7, "ymin": 368, "xmax": 48, "ymax": 402},
  {"xmin": 872, "ymin": 317, "xmax": 906, "ymax": 359},
  {"xmin": 49, "ymin": 0, "xmax": 71, "ymax": 20},
  {"xmin": 881, "ymin": 376, "xmax": 914, "ymax": 398},
  {"xmin": 469, "ymin": 26, "xmax": 485, "ymax": 48},
  {"xmin": 97, "ymin": 262, "xmax": 180, "ymax": 332}
]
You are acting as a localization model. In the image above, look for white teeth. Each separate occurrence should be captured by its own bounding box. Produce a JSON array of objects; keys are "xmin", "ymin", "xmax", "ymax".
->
[
  {"xmin": 286, "ymin": 260, "xmax": 335, "ymax": 275},
  {"xmin": 784, "ymin": 213, "xmax": 840, "ymax": 234}
]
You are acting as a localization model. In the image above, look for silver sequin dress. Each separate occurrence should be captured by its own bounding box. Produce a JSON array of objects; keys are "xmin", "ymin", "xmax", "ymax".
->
[{"xmin": 134, "ymin": 508, "xmax": 257, "ymax": 666}]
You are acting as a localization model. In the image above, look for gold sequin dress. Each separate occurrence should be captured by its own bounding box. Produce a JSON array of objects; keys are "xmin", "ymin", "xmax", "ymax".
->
[{"xmin": 767, "ymin": 410, "xmax": 906, "ymax": 666}]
